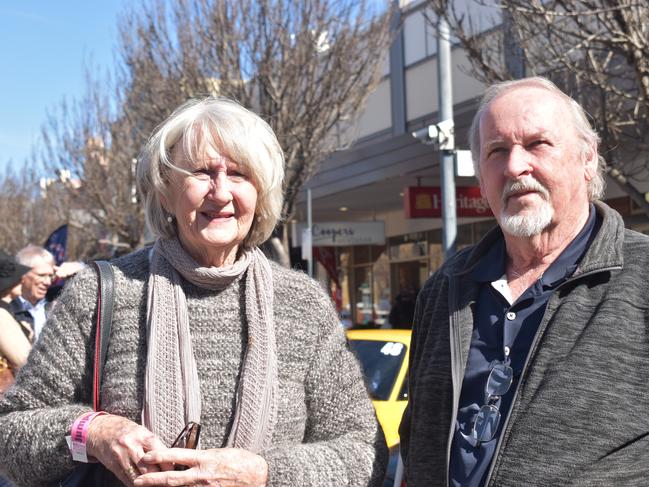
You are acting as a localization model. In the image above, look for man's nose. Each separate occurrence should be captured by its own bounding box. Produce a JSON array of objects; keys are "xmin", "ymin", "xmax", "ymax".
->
[{"xmin": 503, "ymin": 145, "xmax": 532, "ymax": 179}]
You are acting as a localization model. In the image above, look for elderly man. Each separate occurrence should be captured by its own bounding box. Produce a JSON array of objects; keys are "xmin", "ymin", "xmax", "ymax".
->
[
  {"xmin": 11, "ymin": 245, "xmax": 57, "ymax": 339},
  {"xmin": 399, "ymin": 76, "xmax": 649, "ymax": 486}
]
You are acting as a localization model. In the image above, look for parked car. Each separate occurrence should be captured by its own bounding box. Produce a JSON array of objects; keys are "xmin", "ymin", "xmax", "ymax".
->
[
  {"xmin": 347, "ymin": 328, "xmax": 410, "ymax": 487},
  {"xmin": 346, "ymin": 328, "xmax": 411, "ymax": 449}
]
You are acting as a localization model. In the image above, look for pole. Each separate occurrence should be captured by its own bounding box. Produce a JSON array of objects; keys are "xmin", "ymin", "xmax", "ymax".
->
[{"xmin": 437, "ymin": 16, "xmax": 457, "ymax": 259}]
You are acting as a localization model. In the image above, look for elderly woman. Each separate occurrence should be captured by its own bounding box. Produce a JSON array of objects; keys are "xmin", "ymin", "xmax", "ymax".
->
[{"xmin": 0, "ymin": 98, "xmax": 386, "ymax": 487}]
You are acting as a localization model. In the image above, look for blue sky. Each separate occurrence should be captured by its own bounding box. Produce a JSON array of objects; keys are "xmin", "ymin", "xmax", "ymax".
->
[{"xmin": 0, "ymin": 2, "xmax": 129, "ymax": 171}]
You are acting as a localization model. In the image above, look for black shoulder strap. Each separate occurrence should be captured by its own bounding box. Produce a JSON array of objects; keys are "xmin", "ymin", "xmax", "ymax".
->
[{"xmin": 91, "ymin": 260, "xmax": 115, "ymax": 411}]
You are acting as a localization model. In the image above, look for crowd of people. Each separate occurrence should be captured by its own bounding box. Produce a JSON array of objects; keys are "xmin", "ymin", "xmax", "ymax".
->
[{"xmin": 2, "ymin": 76, "xmax": 649, "ymax": 487}]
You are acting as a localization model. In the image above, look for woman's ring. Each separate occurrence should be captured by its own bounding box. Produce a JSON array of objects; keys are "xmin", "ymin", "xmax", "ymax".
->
[{"xmin": 125, "ymin": 465, "xmax": 138, "ymax": 480}]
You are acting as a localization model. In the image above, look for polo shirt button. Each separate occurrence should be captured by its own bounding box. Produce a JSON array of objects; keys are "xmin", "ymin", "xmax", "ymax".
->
[{"xmin": 506, "ymin": 311, "xmax": 516, "ymax": 320}]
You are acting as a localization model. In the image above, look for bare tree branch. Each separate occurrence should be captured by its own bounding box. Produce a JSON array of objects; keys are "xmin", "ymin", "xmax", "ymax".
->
[{"xmin": 428, "ymin": 0, "xmax": 649, "ymax": 214}]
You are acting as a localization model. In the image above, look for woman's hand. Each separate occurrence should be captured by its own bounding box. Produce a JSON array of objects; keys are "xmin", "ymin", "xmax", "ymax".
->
[
  {"xmin": 86, "ymin": 414, "xmax": 172, "ymax": 486},
  {"xmin": 133, "ymin": 447, "xmax": 268, "ymax": 487}
]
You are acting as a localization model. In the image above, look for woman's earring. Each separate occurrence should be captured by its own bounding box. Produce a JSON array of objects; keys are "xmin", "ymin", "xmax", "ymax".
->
[
  {"xmin": 256, "ymin": 215, "xmax": 261, "ymax": 223},
  {"xmin": 166, "ymin": 214, "xmax": 174, "ymax": 224}
]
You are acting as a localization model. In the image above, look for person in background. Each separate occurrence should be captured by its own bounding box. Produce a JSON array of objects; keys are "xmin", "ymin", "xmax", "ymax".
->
[
  {"xmin": 388, "ymin": 267, "xmax": 418, "ymax": 329},
  {"xmin": 0, "ymin": 250, "xmax": 33, "ymax": 487},
  {"xmin": 400, "ymin": 76, "xmax": 649, "ymax": 486},
  {"xmin": 10, "ymin": 246, "xmax": 83, "ymax": 339},
  {"xmin": 0, "ymin": 250, "xmax": 33, "ymax": 393},
  {"xmin": 11, "ymin": 245, "xmax": 56, "ymax": 339},
  {"xmin": 0, "ymin": 97, "xmax": 386, "ymax": 487}
]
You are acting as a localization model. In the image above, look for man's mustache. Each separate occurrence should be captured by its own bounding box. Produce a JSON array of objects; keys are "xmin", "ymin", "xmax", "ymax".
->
[{"xmin": 502, "ymin": 177, "xmax": 550, "ymax": 205}]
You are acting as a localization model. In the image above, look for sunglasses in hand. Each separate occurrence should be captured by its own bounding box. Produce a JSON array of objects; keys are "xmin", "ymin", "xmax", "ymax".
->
[{"xmin": 170, "ymin": 422, "xmax": 201, "ymax": 470}]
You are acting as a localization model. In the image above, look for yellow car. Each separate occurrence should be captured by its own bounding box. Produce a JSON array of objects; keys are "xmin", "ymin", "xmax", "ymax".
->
[{"xmin": 346, "ymin": 328, "xmax": 411, "ymax": 449}]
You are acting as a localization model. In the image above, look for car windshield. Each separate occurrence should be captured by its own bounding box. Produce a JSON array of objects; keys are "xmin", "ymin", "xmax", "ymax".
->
[{"xmin": 348, "ymin": 339, "xmax": 406, "ymax": 401}]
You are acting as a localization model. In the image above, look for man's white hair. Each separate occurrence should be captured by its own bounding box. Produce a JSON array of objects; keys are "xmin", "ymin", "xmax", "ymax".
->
[
  {"xmin": 468, "ymin": 76, "xmax": 606, "ymax": 201},
  {"xmin": 15, "ymin": 244, "xmax": 55, "ymax": 267}
]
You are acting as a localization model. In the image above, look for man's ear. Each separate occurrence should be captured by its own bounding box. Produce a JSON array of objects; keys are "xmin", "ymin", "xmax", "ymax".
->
[
  {"xmin": 583, "ymin": 142, "xmax": 598, "ymax": 182},
  {"xmin": 477, "ymin": 169, "xmax": 486, "ymax": 199}
]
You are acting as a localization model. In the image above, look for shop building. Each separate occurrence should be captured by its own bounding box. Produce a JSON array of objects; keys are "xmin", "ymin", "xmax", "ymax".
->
[{"xmin": 293, "ymin": 0, "xmax": 649, "ymax": 328}]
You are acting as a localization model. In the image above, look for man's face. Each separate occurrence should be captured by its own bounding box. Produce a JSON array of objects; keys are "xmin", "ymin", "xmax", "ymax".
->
[
  {"xmin": 21, "ymin": 256, "xmax": 55, "ymax": 304},
  {"xmin": 477, "ymin": 86, "xmax": 596, "ymax": 237}
]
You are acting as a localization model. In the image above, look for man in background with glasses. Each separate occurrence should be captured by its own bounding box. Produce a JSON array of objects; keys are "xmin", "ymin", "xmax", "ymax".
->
[
  {"xmin": 400, "ymin": 76, "xmax": 649, "ymax": 486},
  {"xmin": 11, "ymin": 245, "xmax": 57, "ymax": 340}
]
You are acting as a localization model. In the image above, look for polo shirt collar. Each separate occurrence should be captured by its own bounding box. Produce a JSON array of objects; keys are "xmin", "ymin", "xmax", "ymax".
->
[{"xmin": 470, "ymin": 204, "xmax": 597, "ymax": 287}]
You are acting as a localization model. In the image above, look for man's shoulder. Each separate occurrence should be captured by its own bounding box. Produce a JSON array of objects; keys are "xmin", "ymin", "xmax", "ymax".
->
[
  {"xmin": 9, "ymin": 298, "xmax": 25, "ymax": 312},
  {"xmin": 420, "ymin": 245, "xmax": 476, "ymax": 293},
  {"xmin": 620, "ymin": 227, "xmax": 649, "ymax": 275},
  {"xmin": 623, "ymin": 227, "xmax": 649, "ymax": 247}
]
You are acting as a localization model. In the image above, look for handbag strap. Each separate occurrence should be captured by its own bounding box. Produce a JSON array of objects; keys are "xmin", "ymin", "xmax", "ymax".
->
[{"xmin": 91, "ymin": 261, "xmax": 115, "ymax": 411}]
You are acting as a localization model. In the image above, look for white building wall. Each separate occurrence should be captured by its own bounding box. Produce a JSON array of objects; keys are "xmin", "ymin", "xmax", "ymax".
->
[{"xmin": 355, "ymin": 78, "xmax": 392, "ymax": 139}]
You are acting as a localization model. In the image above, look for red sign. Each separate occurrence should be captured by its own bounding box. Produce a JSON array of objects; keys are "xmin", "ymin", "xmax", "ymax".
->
[{"xmin": 404, "ymin": 186, "xmax": 493, "ymax": 218}]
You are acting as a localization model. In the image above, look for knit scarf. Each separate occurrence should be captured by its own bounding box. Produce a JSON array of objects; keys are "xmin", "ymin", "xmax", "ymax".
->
[{"xmin": 142, "ymin": 237, "xmax": 278, "ymax": 453}]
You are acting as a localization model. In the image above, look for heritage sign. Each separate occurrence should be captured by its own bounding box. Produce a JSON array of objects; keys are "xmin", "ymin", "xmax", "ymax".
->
[{"xmin": 404, "ymin": 186, "xmax": 493, "ymax": 218}]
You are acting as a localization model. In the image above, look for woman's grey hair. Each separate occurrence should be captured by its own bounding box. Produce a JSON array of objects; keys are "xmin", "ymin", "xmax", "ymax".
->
[
  {"xmin": 137, "ymin": 97, "xmax": 285, "ymax": 248},
  {"xmin": 468, "ymin": 76, "xmax": 606, "ymax": 201}
]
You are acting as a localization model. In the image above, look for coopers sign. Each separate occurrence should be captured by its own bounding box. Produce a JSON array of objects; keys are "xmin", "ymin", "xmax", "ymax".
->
[
  {"xmin": 404, "ymin": 186, "xmax": 493, "ymax": 218},
  {"xmin": 311, "ymin": 221, "xmax": 386, "ymax": 246}
]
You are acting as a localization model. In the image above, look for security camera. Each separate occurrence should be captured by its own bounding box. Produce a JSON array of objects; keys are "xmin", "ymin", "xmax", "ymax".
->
[
  {"xmin": 411, "ymin": 125, "xmax": 440, "ymax": 145},
  {"xmin": 411, "ymin": 119, "xmax": 455, "ymax": 150}
]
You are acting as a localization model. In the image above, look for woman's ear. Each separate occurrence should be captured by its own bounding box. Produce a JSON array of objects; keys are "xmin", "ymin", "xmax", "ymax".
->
[{"xmin": 159, "ymin": 188, "xmax": 173, "ymax": 214}]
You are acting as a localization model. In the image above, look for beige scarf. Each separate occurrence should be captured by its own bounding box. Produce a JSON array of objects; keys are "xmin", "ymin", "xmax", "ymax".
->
[{"xmin": 142, "ymin": 237, "xmax": 278, "ymax": 452}]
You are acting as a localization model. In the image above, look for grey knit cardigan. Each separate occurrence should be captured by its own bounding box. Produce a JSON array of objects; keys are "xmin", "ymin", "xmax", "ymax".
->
[{"xmin": 0, "ymin": 248, "xmax": 387, "ymax": 486}]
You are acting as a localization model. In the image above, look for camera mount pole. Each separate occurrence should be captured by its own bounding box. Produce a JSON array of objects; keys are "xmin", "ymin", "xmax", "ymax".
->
[{"xmin": 438, "ymin": 16, "xmax": 457, "ymax": 260}]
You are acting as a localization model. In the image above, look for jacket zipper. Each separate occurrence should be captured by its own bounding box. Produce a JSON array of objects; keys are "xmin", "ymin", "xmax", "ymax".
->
[{"xmin": 483, "ymin": 265, "xmax": 621, "ymax": 485}]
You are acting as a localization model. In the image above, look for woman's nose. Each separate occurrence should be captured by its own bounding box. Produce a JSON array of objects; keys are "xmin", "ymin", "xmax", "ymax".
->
[{"xmin": 208, "ymin": 172, "xmax": 232, "ymax": 203}]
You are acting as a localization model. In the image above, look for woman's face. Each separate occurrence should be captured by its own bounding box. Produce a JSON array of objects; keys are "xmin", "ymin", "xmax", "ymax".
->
[{"xmin": 163, "ymin": 140, "xmax": 258, "ymax": 267}]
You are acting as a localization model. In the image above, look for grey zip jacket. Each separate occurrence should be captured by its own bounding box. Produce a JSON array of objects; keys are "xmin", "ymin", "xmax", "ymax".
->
[{"xmin": 400, "ymin": 201, "xmax": 649, "ymax": 486}]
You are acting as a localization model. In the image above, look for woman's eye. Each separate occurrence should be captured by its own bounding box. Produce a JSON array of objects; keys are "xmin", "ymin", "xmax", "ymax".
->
[
  {"xmin": 228, "ymin": 168, "xmax": 248, "ymax": 180},
  {"xmin": 192, "ymin": 169, "xmax": 212, "ymax": 179}
]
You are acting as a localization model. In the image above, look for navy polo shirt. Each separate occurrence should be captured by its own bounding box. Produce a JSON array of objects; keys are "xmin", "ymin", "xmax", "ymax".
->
[{"xmin": 449, "ymin": 206, "xmax": 599, "ymax": 487}]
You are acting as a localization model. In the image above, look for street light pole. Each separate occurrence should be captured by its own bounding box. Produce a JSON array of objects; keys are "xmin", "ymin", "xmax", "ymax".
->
[{"xmin": 437, "ymin": 16, "xmax": 457, "ymax": 259}]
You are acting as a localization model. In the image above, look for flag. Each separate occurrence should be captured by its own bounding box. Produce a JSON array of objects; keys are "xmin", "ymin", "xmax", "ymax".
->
[{"xmin": 44, "ymin": 224, "xmax": 68, "ymax": 266}]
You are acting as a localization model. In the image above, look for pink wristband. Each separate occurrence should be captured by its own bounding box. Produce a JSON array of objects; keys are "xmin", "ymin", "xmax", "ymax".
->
[{"xmin": 68, "ymin": 411, "xmax": 107, "ymax": 463}]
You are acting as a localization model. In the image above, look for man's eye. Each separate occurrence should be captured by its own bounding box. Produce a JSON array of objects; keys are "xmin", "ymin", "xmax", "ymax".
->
[
  {"xmin": 529, "ymin": 140, "xmax": 548, "ymax": 148},
  {"xmin": 488, "ymin": 147, "xmax": 507, "ymax": 157}
]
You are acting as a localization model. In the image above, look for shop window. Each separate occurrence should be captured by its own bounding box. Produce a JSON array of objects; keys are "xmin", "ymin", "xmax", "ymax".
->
[
  {"xmin": 373, "ymin": 247, "xmax": 391, "ymax": 327},
  {"xmin": 389, "ymin": 235, "xmax": 427, "ymax": 260},
  {"xmin": 354, "ymin": 266, "xmax": 373, "ymax": 325},
  {"xmin": 337, "ymin": 249, "xmax": 352, "ymax": 327}
]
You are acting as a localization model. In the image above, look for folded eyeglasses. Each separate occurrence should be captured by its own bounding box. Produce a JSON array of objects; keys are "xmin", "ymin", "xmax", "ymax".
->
[
  {"xmin": 471, "ymin": 361, "xmax": 513, "ymax": 444},
  {"xmin": 171, "ymin": 422, "xmax": 201, "ymax": 470}
]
